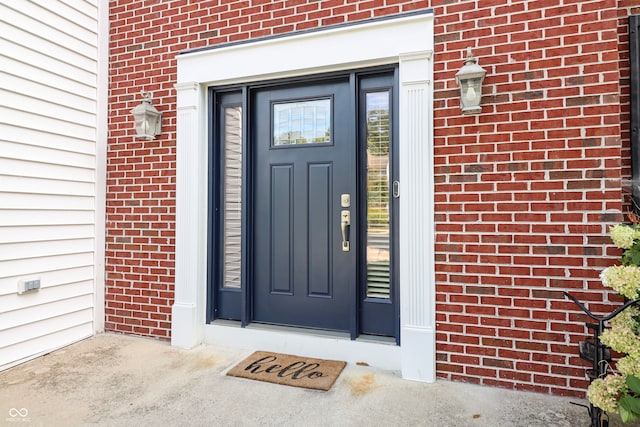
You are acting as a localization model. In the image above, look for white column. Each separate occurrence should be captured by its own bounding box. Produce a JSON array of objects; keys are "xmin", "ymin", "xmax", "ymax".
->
[
  {"xmin": 399, "ymin": 51, "xmax": 436, "ymax": 382},
  {"xmin": 172, "ymin": 82, "xmax": 205, "ymax": 348}
]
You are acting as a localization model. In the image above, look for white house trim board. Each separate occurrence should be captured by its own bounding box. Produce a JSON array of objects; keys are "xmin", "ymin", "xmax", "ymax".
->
[
  {"xmin": 94, "ymin": 0, "xmax": 109, "ymax": 333},
  {"xmin": 174, "ymin": 12, "xmax": 436, "ymax": 382}
]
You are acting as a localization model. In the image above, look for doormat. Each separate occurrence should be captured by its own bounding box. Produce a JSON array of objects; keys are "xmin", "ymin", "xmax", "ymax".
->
[{"xmin": 226, "ymin": 351, "xmax": 346, "ymax": 391}]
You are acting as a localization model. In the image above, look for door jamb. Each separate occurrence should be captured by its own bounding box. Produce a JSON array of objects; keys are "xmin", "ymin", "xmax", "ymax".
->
[
  {"xmin": 240, "ymin": 86, "xmax": 251, "ymax": 327},
  {"xmin": 348, "ymin": 71, "xmax": 359, "ymax": 340}
]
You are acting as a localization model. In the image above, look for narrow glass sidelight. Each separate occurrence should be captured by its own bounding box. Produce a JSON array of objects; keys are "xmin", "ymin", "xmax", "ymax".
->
[
  {"xmin": 222, "ymin": 106, "xmax": 242, "ymax": 289},
  {"xmin": 365, "ymin": 91, "xmax": 391, "ymax": 299}
]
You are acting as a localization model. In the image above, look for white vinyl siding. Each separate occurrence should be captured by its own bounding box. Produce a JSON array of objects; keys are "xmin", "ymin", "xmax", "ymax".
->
[{"xmin": 0, "ymin": 0, "xmax": 100, "ymax": 370}]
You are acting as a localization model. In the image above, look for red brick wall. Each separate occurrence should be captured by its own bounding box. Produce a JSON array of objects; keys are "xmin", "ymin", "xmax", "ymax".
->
[
  {"xmin": 433, "ymin": 0, "xmax": 625, "ymax": 397},
  {"xmin": 107, "ymin": 0, "xmax": 630, "ymax": 396}
]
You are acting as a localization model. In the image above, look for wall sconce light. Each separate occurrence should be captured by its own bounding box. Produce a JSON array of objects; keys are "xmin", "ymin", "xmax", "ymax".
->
[
  {"xmin": 131, "ymin": 90, "xmax": 162, "ymax": 140},
  {"xmin": 455, "ymin": 48, "xmax": 487, "ymax": 114}
]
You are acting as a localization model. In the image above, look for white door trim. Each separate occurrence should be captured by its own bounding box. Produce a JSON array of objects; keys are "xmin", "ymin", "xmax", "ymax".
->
[{"xmin": 174, "ymin": 11, "xmax": 436, "ymax": 382}]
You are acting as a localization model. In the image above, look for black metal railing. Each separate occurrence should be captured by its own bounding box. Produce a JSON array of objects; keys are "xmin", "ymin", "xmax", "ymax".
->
[{"xmin": 565, "ymin": 291, "xmax": 640, "ymax": 427}]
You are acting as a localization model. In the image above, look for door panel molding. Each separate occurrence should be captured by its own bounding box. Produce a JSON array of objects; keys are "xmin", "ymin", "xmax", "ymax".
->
[
  {"xmin": 270, "ymin": 164, "xmax": 294, "ymax": 295},
  {"xmin": 308, "ymin": 162, "xmax": 333, "ymax": 298}
]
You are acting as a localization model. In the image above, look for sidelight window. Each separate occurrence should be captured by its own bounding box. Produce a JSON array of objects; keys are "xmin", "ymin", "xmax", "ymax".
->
[
  {"xmin": 222, "ymin": 106, "xmax": 243, "ymax": 289},
  {"xmin": 365, "ymin": 91, "xmax": 391, "ymax": 299}
]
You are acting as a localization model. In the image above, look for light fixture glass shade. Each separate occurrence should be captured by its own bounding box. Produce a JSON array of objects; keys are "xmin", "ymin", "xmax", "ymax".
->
[
  {"xmin": 131, "ymin": 91, "xmax": 162, "ymax": 140},
  {"xmin": 459, "ymin": 77, "xmax": 483, "ymax": 113},
  {"xmin": 455, "ymin": 48, "xmax": 487, "ymax": 115}
]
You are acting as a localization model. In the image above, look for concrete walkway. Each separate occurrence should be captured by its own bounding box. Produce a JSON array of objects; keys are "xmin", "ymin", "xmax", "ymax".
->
[{"xmin": 0, "ymin": 334, "xmax": 608, "ymax": 426}]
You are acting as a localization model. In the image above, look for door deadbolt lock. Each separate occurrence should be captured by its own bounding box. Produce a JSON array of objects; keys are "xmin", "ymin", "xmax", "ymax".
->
[
  {"xmin": 341, "ymin": 194, "xmax": 351, "ymax": 208},
  {"xmin": 341, "ymin": 210, "xmax": 350, "ymax": 251}
]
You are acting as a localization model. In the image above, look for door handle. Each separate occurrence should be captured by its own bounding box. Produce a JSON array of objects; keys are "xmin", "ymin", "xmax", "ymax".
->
[{"xmin": 341, "ymin": 210, "xmax": 350, "ymax": 252}]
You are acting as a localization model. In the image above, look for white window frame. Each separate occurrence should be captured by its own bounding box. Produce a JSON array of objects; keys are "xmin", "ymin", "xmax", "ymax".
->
[{"xmin": 173, "ymin": 11, "xmax": 436, "ymax": 382}]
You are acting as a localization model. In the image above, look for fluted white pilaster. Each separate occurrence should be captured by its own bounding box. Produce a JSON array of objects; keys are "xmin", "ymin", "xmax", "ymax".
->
[
  {"xmin": 399, "ymin": 51, "xmax": 435, "ymax": 382},
  {"xmin": 172, "ymin": 81, "xmax": 205, "ymax": 348}
]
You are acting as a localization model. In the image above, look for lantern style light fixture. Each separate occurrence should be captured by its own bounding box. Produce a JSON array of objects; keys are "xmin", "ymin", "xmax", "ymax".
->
[
  {"xmin": 455, "ymin": 47, "xmax": 487, "ymax": 114},
  {"xmin": 131, "ymin": 90, "xmax": 162, "ymax": 140}
]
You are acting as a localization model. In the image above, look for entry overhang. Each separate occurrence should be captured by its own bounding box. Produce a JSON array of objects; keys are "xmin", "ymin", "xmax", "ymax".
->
[{"xmin": 173, "ymin": 11, "xmax": 436, "ymax": 382}]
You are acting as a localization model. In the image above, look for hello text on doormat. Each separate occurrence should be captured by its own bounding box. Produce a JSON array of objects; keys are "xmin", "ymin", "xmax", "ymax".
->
[{"xmin": 226, "ymin": 351, "xmax": 347, "ymax": 391}]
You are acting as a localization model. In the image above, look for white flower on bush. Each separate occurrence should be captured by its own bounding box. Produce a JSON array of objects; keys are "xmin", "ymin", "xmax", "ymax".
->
[
  {"xmin": 600, "ymin": 265, "xmax": 640, "ymax": 300},
  {"xmin": 610, "ymin": 224, "xmax": 640, "ymax": 249},
  {"xmin": 601, "ymin": 307, "xmax": 640, "ymax": 355},
  {"xmin": 588, "ymin": 374, "xmax": 627, "ymax": 413},
  {"xmin": 617, "ymin": 354, "xmax": 640, "ymax": 378}
]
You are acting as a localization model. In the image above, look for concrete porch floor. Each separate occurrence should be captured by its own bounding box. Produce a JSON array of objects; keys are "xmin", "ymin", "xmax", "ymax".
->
[{"xmin": 0, "ymin": 333, "xmax": 616, "ymax": 426}]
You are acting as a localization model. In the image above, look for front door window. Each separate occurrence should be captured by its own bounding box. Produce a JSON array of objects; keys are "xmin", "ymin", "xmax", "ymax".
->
[{"xmin": 273, "ymin": 98, "xmax": 332, "ymax": 146}]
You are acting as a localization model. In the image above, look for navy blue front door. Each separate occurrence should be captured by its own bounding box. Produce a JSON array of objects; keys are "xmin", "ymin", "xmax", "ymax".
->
[{"xmin": 252, "ymin": 79, "xmax": 356, "ymax": 331}]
